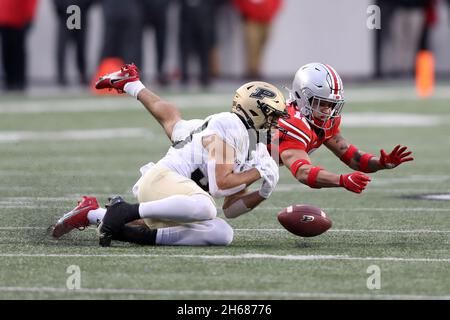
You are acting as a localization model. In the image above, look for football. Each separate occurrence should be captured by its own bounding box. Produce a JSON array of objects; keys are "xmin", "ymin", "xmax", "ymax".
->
[{"xmin": 277, "ymin": 204, "xmax": 332, "ymax": 237}]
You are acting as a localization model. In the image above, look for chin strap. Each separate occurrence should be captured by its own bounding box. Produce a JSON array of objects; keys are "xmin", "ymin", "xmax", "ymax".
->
[{"xmin": 234, "ymin": 108, "xmax": 255, "ymax": 130}]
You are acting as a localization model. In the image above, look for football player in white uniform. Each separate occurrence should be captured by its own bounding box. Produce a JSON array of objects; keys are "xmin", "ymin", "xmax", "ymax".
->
[{"xmin": 51, "ymin": 64, "xmax": 288, "ymax": 247}]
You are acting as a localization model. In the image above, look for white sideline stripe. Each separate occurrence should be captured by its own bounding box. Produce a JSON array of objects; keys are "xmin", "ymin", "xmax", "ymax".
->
[
  {"xmin": 1, "ymin": 197, "xmax": 449, "ymax": 211},
  {"xmin": 1, "ymin": 227, "xmax": 450, "ymax": 234},
  {"xmin": 342, "ymin": 113, "xmax": 441, "ymax": 127},
  {"xmin": 0, "ymin": 286, "xmax": 447, "ymax": 300},
  {"xmin": 0, "ymin": 95, "xmax": 233, "ymax": 113},
  {"xmin": 0, "ymin": 253, "xmax": 448, "ymax": 263},
  {"xmin": 0, "ymin": 95, "xmax": 447, "ymax": 127},
  {"xmin": 0, "ymin": 128, "xmax": 152, "ymax": 142}
]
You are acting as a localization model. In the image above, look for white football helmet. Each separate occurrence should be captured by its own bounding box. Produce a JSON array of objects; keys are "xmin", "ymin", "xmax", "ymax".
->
[
  {"xmin": 232, "ymin": 81, "xmax": 288, "ymax": 130},
  {"xmin": 291, "ymin": 63, "xmax": 345, "ymax": 130}
]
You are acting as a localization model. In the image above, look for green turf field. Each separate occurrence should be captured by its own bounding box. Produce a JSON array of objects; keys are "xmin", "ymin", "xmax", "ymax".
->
[{"xmin": 0, "ymin": 90, "xmax": 449, "ymax": 300}]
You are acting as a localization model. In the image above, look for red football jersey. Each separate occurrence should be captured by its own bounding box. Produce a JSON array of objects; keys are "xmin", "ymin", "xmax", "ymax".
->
[{"xmin": 270, "ymin": 103, "xmax": 341, "ymax": 164}]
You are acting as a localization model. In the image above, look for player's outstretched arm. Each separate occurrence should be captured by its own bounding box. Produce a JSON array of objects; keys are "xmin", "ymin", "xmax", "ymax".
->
[
  {"xmin": 325, "ymin": 133, "xmax": 414, "ymax": 172},
  {"xmin": 281, "ymin": 148, "xmax": 371, "ymax": 194}
]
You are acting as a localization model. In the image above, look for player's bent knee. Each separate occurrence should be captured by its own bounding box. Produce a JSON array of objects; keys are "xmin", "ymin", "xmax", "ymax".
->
[
  {"xmin": 192, "ymin": 194, "xmax": 217, "ymax": 221},
  {"xmin": 207, "ymin": 218, "xmax": 234, "ymax": 246}
]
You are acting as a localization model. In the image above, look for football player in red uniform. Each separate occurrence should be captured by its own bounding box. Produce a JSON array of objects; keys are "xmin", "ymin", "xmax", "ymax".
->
[{"xmin": 272, "ymin": 62, "xmax": 413, "ymax": 195}]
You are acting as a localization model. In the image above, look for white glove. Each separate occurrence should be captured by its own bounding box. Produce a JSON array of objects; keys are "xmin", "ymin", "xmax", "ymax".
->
[{"xmin": 251, "ymin": 143, "xmax": 279, "ymax": 199}]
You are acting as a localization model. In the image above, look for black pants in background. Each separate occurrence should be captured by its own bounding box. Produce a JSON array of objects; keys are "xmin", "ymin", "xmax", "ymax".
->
[
  {"xmin": 101, "ymin": 0, "xmax": 142, "ymax": 67},
  {"xmin": 0, "ymin": 26, "xmax": 28, "ymax": 91},
  {"xmin": 179, "ymin": 1, "xmax": 214, "ymax": 87},
  {"xmin": 55, "ymin": 15, "xmax": 88, "ymax": 85},
  {"xmin": 140, "ymin": 0, "xmax": 169, "ymax": 83}
]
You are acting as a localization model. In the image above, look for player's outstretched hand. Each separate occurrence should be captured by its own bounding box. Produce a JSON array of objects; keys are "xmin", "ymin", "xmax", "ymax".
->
[
  {"xmin": 340, "ymin": 172, "xmax": 371, "ymax": 194},
  {"xmin": 379, "ymin": 145, "xmax": 414, "ymax": 169}
]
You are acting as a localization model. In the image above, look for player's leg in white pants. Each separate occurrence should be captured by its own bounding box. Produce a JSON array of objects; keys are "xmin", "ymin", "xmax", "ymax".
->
[
  {"xmin": 89, "ymin": 211, "xmax": 233, "ymax": 246},
  {"xmin": 138, "ymin": 194, "xmax": 216, "ymax": 223},
  {"xmin": 155, "ymin": 218, "xmax": 234, "ymax": 246},
  {"xmin": 87, "ymin": 194, "xmax": 216, "ymax": 226}
]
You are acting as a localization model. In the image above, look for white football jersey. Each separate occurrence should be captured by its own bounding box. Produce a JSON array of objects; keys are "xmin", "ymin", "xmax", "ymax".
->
[{"xmin": 158, "ymin": 112, "xmax": 251, "ymax": 188}]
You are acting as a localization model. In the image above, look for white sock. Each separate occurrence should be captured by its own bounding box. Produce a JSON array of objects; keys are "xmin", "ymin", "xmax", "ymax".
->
[
  {"xmin": 138, "ymin": 194, "xmax": 216, "ymax": 223},
  {"xmin": 87, "ymin": 207, "xmax": 106, "ymax": 226},
  {"xmin": 156, "ymin": 218, "xmax": 233, "ymax": 246},
  {"xmin": 124, "ymin": 80, "xmax": 145, "ymax": 99}
]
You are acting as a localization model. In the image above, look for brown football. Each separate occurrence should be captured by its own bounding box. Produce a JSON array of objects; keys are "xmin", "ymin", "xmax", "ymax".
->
[{"xmin": 277, "ymin": 204, "xmax": 332, "ymax": 237}]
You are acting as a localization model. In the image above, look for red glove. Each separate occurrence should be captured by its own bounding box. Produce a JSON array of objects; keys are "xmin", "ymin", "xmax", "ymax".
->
[
  {"xmin": 340, "ymin": 172, "xmax": 371, "ymax": 194},
  {"xmin": 379, "ymin": 145, "xmax": 414, "ymax": 169}
]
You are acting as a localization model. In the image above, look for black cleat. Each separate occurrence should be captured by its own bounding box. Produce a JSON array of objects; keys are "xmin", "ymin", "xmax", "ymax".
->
[
  {"xmin": 106, "ymin": 195, "xmax": 125, "ymax": 208},
  {"xmin": 97, "ymin": 222, "xmax": 113, "ymax": 247},
  {"xmin": 97, "ymin": 196, "xmax": 140, "ymax": 247}
]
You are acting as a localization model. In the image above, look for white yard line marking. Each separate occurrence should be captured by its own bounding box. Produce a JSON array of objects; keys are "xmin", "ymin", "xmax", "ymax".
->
[
  {"xmin": 0, "ymin": 253, "xmax": 448, "ymax": 262},
  {"xmin": 0, "ymin": 197, "xmax": 448, "ymax": 212},
  {"xmin": 0, "ymin": 286, "xmax": 447, "ymax": 300},
  {"xmin": 234, "ymin": 228, "xmax": 450, "ymax": 234},
  {"xmin": 0, "ymin": 95, "xmax": 232, "ymax": 113},
  {"xmin": 256, "ymin": 207, "xmax": 450, "ymax": 212},
  {"xmin": 0, "ymin": 128, "xmax": 153, "ymax": 143},
  {"xmin": 1, "ymin": 205, "xmax": 449, "ymax": 213},
  {"xmin": 0, "ymin": 95, "xmax": 448, "ymax": 126},
  {"xmin": 342, "ymin": 113, "xmax": 441, "ymax": 127},
  {"xmin": 2, "ymin": 227, "xmax": 450, "ymax": 234}
]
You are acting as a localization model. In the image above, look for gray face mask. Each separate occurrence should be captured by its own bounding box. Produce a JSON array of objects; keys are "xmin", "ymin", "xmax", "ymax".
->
[{"xmin": 297, "ymin": 94, "xmax": 345, "ymax": 131}]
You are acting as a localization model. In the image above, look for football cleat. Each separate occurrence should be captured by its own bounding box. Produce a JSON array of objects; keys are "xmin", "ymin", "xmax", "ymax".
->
[
  {"xmin": 95, "ymin": 63, "xmax": 140, "ymax": 93},
  {"xmin": 98, "ymin": 196, "xmax": 140, "ymax": 247},
  {"xmin": 51, "ymin": 196, "xmax": 99, "ymax": 239}
]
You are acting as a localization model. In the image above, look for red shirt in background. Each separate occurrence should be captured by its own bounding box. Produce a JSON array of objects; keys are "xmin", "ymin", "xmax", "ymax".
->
[
  {"xmin": 233, "ymin": 0, "xmax": 282, "ymax": 23},
  {"xmin": 0, "ymin": 0, "xmax": 38, "ymax": 28}
]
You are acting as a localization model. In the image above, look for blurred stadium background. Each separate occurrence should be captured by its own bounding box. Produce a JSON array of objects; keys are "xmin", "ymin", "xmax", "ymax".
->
[{"xmin": 0, "ymin": 0, "xmax": 449, "ymax": 300}]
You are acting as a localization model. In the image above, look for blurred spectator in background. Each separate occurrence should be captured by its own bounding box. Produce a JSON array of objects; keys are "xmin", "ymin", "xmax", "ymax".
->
[
  {"xmin": 382, "ymin": 0, "xmax": 429, "ymax": 77},
  {"xmin": 139, "ymin": 0, "xmax": 171, "ymax": 86},
  {"xmin": 209, "ymin": 0, "xmax": 230, "ymax": 79},
  {"xmin": 100, "ymin": 0, "xmax": 141, "ymax": 66},
  {"xmin": 53, "ymin": 0, "xmax": 95, "ymax": 86},
  {"xmin": 233, "ymin": 0, "xmax": 282, "ymax": 79},
  {"xmin": 0, "ymin": 0, "xmax": 38, "ymax": 91},
  {"xmin": 178, "ymin": 0, "xmax": 215, "ymax": 88},
  {"xmin": 418, "ymin": 0, "xmax": 437, "ymax": 51}
]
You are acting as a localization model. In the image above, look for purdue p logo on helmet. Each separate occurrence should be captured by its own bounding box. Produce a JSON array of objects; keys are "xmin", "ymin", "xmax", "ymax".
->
[{"xmin": 232, "ymin": 81, "xmax": 288, "ymax": 130}]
